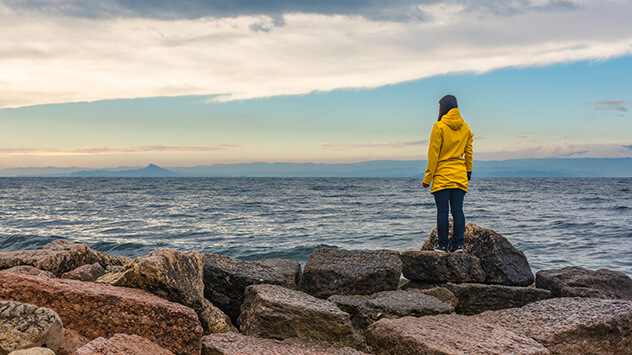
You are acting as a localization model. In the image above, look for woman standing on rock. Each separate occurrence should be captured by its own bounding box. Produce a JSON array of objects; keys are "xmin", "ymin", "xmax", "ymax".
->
[{"xmin": 422, "ymin": 94, "xmax": 474, "ymax": 253}]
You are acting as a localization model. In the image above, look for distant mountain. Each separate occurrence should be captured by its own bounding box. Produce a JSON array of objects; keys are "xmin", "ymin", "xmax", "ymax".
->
[{"xmin": 70, "ymin": 164, "xmax": 178, "ymax": 177}]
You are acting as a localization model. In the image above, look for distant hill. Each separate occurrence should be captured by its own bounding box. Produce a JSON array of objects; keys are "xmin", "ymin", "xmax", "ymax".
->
[{"xmin": 70, "ymin": 164, "xmax": 178, "ymax": 177}]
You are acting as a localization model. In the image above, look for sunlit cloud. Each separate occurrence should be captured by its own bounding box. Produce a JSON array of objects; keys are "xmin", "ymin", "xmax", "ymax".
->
[
  {"xmin": 320, "ymin": 140, "xmax": 429, "ymax": 151},
  {"xmin": 477, "ymin": 142, "xmax": 632, "ymax": 160},
  {"xmin": 1, "ymin": 0, "xmax": 631, "ymax": 108},
  {"xmin": 587, "ymin": 99, "xmax": 629, "ymax": 112},
  {"xmin": 0, "ymin": 145, "xmax": 242, "ymax": 157}
]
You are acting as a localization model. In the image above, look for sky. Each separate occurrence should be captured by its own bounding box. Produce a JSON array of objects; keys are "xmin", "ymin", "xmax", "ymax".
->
[{"xmin": 0, "ymin": 0, "xmax": 631, "ymax": 168}]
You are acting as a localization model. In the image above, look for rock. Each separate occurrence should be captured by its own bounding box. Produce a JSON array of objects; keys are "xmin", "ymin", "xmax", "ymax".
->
[
  {"xmin": 1, "ymin": 266, "xmax": 55, "ymax": 279},
  {"xmin": 329, "ymin": 289, "xmax": 454, "ymax": 330},
  {"xmin": 422, "ymin": 223, "xmax": 534, "ymax": 286},
  {"xmin": 0, "ymin": 301, "xmax": 64, "ymax": 355},
  {"xmin": 57, "ymin": 329, "xmax": 89, "ymax": 355},
  {"xmin": 300, "ymin": 248, "xmax": 402, "ymax": 299},
  {"xmin": 75, "ymin": 333, "xmax": 175, "ymax": 355},
  {"xmin": 202, "ymin": 252, "xmax": 288, "ymax": 324},
  {"xmin": 476, "ymin": 297, "xmax": 632, "ymax": 354},
  {"xmin": 0, "ymin": 271, "xmax": 203, "ymax": 355},
  {"xmin": 535, "ymin": 266, "xmax": 632, "ymax": 300},
  {"xmin": 416, "ymin": 286, "xmax": 459, "ymax": 308},
  {"xmin": 61, "ymin": 262, "xmax": 105, "ymax": 282},
  {"xmin": 366, "ymin": 314, "xmax": 549, "ymax": 355},
  {"xmin": 238, "ymin": 284, "xmax": 365, "ymax": 350},
  {"xmin": 441, "ymin": 282, "xmax": 551, "ymax": 315},
  {"xmin": 256, "ymin": 258, "xmax": 302, "ymax": 290},
  {"xmin": 97, "ymin": 248, "xmax": 235, "ymax": 334},
  {"xmin": 0, "ymin": 240, "xmax": 130, "ymax": 276},
  {"xmin": 201, "ymin": 332, "xmax": 370, "ymax": 355},
  {"xmin": 7, "ymin": 348, "xmax": 55, "ymax": 355},
  {"xmin": 400, "ymin": 250, "xmax": 486, "ymax": 283}
]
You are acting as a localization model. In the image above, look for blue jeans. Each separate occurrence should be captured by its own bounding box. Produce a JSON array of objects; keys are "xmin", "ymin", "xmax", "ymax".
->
[{"xmin": 433, "ymin": 188, "xmax": 466, "ymax": 249}]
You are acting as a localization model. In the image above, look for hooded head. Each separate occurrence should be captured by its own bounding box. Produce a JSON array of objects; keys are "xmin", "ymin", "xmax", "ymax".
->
[{"xmin": 438, "ymin": 95, "xmax": 458, "ymax": 122}]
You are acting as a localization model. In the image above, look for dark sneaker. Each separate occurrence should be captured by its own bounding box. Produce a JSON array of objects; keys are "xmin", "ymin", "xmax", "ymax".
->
[
  {"xmin": 452, "ymin": 247, "xmax": 464, "ymax": 253},
  {"xmin": 434, "ymin": 246, "xmax": 447, "ymax": 253}
]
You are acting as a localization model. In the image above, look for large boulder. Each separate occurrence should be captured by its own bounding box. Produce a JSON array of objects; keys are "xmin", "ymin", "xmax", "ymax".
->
[
  {"xmin": 57, "ymin": 329, "xmax": 89, "ymax": 355},
  {"xmin": 0, "ymin": 240, "xmax": 130, "ymax": 276},
  {"xmin": 441, "ymin": 282, "xmax": 551, "ymax": 315},
  {"xmin": 238, "ymin": 284, "xmax": 365, "ymax": 351},
  {"xmin": 256, "ymin": 258, "xmax": 302, "ymax": 290},
  {"xmin": 0, "ymin": 271, "xmax": 203, "ymax": 355},
  {"xmin": 400, "ymin": 250, "xmax": 486, "ymax": 283},
  {"xmin": 476, "ymin": 297, "xmax": 632, "ymax": 354},
  {"xmin": 422, "ymin": 223, "xmax": 534, "ymax": 286},
  {"xmin": 202, "ymin": 252, "xmax": 288, "ymax": 324},
  {"xmin": 1, "ymin": 266, "xmax": 55, "ymax": 279},
  {"xmin": 61, "ymin": 262, "xmax": 105, "ymax": 282},
  {"xmin": 75, "ymin": 334, "xmax": 174, "ymax": 355},
  {"xmin": 329, "ymin": 289, "xmax": 454, "ymax": 330},
  {"xmin": 366, "ymin": 314, "xmax": 549, "ymax": 355},
  {"xmin": 7, "ymin": 349, "xmax": 54, "ymax": 355},
  {"xmin": 0, "ymin": 301, "xmax": 64, "ymax": 355},
  {"xmin": 201, "ymin": 332, "xmax": 370, "ymax": 355},
  {"xmin": 535, "ymin": 266, "xmax": 632, "ymax": 300},
  {"xmin": 300, "ymin": 248, "xmax": 402, "ymax": 299},
  {"xmin": 98, "ymin": 248, "xmax": 235, "ymax": 334}
]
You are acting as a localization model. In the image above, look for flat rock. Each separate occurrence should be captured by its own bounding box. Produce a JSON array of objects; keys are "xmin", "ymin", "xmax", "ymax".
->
[
  {"xmin": 201, "ymin": 332, "xmax": 370, "ymax": 355},
  {"xmin": 476, "ymin": 297, "xmax": 632, "ymax": 354},
  {"xmin": 203, "ymin": 252, "xmax": 288, "ymax": 324},
  {"xmin": 0, "ymin": 271, "xmax": 202, "ymax": 355},
  {"xmin": 75, "ymin": 333, "xmax": 175, "ymax": 355},
  {"xmin": 416, "ymin": 286, "xmax": 459, "ymax": 308},
  {"xmin": 0, "ymin": 240, "xmax": 130, "ymax": 276},
  {"xmin": 400, "ymin": 250, "xmax": 486, "ymax": 283},
  {"xmin": 535, "ymin": 266, "xmax": 632, "ymax": 300},
  {"xmin": 61, "ymin": 262, "xmax": 105, "ymax": 282},
  {"xmin": 441, "ymin": 282, "xmax": 551, "ymax": 315},
  {"xmin": 57, "ymin": 329, "xmax": 89, "ymax": 355},
  {"xmin": 366, "ymin": 314, "xmax": 549, "ymax": 355},
  {"xmin": 0, "ymin": 301, "xmax": 64, "ymax": 355},
  {"xmin": 238, "ymin": 284, "xmax": 365, "ymax": 351},
  {"xmin": 422, "ymin": 223, "xmax": 534, "ymax": 286},
  {"xmin": 7, "ymin": 348, "xmax": 55, "ymax": 355},
  {"xmin": 1, "ymin": 266, "xmax": 55, "ymax": 279},
  {"xmin": 329, "ymin": 289, "xmax": 454, "ymax": 330},
  {"xmin": 256, "ymin": 258, "xmax": 302, "ymax": 290},
  {"xmin": 98, "ymin": 248, "xmax": 235, "ymax": 334},
  {"xmin": 300, "ymin": 248, "xmax": 402, "ymax": 299}
]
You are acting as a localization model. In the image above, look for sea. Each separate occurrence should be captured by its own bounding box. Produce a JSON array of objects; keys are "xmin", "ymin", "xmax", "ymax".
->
[{"xmin": 0, "ymin": 177, "xmax": 630, "ymax": 276}]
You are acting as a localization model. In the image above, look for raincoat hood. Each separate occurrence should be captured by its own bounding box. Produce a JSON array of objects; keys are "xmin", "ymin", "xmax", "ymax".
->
[{"xmin": 440, "ymin": 108, "xmax": 463, "ymax": 130}]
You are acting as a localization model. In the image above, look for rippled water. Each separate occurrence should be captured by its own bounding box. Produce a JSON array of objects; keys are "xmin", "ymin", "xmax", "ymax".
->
[{"xmin": 0, "ymin": 177, "xmax": 630, "ymax": 275}]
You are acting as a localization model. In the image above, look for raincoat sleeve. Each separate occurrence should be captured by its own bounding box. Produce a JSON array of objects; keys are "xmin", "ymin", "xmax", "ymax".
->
[
  {"xmin": 423, "ymin": 123, "xmax": 442, "ymax": 185},
  {"xmin": 465, "ymin": 130, "xmax": 473, "ymax": 172}
]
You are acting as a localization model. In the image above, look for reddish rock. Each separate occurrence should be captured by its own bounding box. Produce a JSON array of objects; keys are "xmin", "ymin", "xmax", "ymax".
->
[
  {"xmin": 0, "ymin": 271, "xmax": 202, "ymax": 355},
  {"xmin": 366, "ymin": 314, "xmax": 549, "ymax": 355},
  {"xmin": 61, "ymin": 262, "xmax": 105, "ymax": 282},
  {"xmin": 1, "ymin": 266, "xmax": 55, "ymax": 279},
  {"xmin": 201, "ymin": 332, "xmax": 370, "ymax": 355},
  {"xmin": 57, "ymin": 329, "xmax": 89, "ymax": 355},
  {"xmin": 401, "ymin": 250, "xmax": 486, "ymax": 283},
  {"xmin": 0, "ymin": 240, "xmax": 130, "ymax": 276},
  {"xmin": 75, "ymin": 333, "xmax": 174, "ymax": 355}
]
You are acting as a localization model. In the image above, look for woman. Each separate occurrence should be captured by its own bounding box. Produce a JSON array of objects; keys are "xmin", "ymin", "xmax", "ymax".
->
[{"xmin": 422, "ymin": 95, "xmax": 473, "ymax": 253}]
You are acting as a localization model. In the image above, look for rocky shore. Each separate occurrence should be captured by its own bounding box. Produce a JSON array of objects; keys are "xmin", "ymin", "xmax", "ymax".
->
[{"xmin": 1, "ymin": 223, "xmax": 631, "ymax": 354}]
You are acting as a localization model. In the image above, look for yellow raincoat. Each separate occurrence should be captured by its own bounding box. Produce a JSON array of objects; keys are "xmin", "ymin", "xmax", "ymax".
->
[{"xmin": 423, "ymin": 108, "xmax": 473, "ymax": 194}]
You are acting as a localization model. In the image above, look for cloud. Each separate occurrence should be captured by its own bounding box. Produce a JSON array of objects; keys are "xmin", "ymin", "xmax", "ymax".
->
[
  {"xmin": 320, "ymin": 140, "xmax": 429, "ymax": 151},
  {"xmin": 0, "ymin": 145, "xmax": 242, "ymax": 157},
  {"xmin": 1, "ymin": 0, "xmax": 631, "ymax": 108},
  {"xmin": 587, "ymin": 99, "xmax": 629, "ymax": 112},
  {"xmin": 477, "ymin": 142, "xmax": 632, "ymax": 160}
]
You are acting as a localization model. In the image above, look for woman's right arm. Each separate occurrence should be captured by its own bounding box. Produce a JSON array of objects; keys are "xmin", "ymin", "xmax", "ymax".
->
[{"xmin": 423, "ymin": 123, "xmax": 442, "ymax": 187}]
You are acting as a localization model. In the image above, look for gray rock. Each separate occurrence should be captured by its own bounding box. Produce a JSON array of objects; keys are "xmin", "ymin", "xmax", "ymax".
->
[
  {"xmin": 300, "ymin": 248, "xmax": 402, "ymax": 299},
  {"xmin": 366, "ymin": 314, "xmax": 549, "ymax": 355},
  {"xmin": 1, "ymin": 266, "xmax": 55, "ymax": 279},
  {"xmin": 201, "ymin": 332, "xmax": 370, "ymax": 355},
  {"xmin": 256, "ymin": 258, "xmax": 302, "ymax": 290},
  {"xmin": 202, "ymin": 252, "xmax": 289, "ymax": 324},
  {"xmin": 422, "ymin": 223, "xmax": 534, "ymax": 286},
  {"xmin": 0, "ymin": 301, "xmax": 64, "ymax": 355},
  {"xmin": 7, "ymin": 348, "xmax": 55, "ymax": 355},
  {"xmin": 442, "ymin": 282, "xmax": 551, "ymax": 315},
  {"xmin": 0, "ymin": 240, "xmax": 130, "ymax": 276},
  {"xmin": 238, "ymin": 284, "xmax": 366, "ymax": 351},
  {"xmin": 61, "ymin": 262, "xmax": 105, "ymax": 282},
  {"xmin": 535, "ymin": 266, "xmax": 632, "ymax": 300},
  {"xmin": 97, "ymin": 247, "xmax": 235, "ymax": 334},
  {"xmin": 400, "ymin": 250, "xmax": 486, "ymax": 283},
  {"xmin": 329, "ymin": 289, "xmax": 454, "ymax": 330},
  {"xmin": 75, "ymin": 333, "xmax": 175, "ymax": 355},
  {"xmin": 476, "ymin": 297, "xmax": 632, "ymax": 354}
]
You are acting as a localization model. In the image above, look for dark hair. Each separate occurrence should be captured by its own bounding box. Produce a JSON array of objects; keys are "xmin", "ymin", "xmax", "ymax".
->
[{"xmin": 438, "ymin": 95, "xmax": 458, "ymax": 121}]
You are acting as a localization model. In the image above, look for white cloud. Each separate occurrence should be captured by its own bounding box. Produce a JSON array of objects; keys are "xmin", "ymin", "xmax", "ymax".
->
[
  {"xmin": 477, "ymin": 142, "xmax": 632, "ymax": 160},
  {"xmin": 1, "ymin": 0, "xmax": 632, "ymax": 108},
  {"xmin": 0, "ymin": 144, "xmax": 242, "ymax": 157},
  {"xmin": 320, "ymin": 140, "xmax": 429, "ymax": 151}
]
